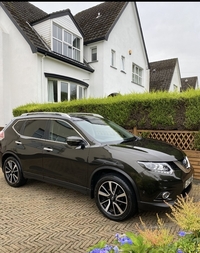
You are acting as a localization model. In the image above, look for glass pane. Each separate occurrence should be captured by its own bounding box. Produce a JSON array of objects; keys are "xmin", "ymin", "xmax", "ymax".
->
[
  {"xmin": 23, "ymin": 120, "xmax": 47, "ymax": 139},
  {"xmin": 48, "ymin": 120, "xmax": 79, "ymax": 142},
  {"xmin": 70, "ymin": 84, "xmax": 77, "ymax": 100},
  {"xmin": 61, "ymin": 82, "xmax": 68, "ymax": 101},
  {"xmin": 57, "ymin": 41, "xmax": 62, "ymax": 54},
  {"xmin": 53, "ymin": 81, "xmax": 58, "ymax": 102},
  {"xmin": 92, "ymin": 48, "xmax": 97, "ymax": 61},
  {"xmin": 64, "ymin": 31, "xmax": 71, "ymax": 44},
  {"xmin": 79, "ymin": 86, "xmax": 82, "ymax": 99},
  {"xmin": 73, "ymin": 49, "xmax": 80, "ymax": 61},
  {"xmin": 63, "ymin": 43, "xmax": 67, "ymax": 56},
  {"xmin": 53, "ymin": 24, "xmax": 62, "ymax": 40},
  {"xmin": 57, "ymin": 26, "xmax": 62, "ymax": 40},
  {"xmin": 53, "ymin": 24, "xmax": 57, "ymax": 38},
  {"xmin": 68, "ymin": 46, "xmax": 72, "ymax": 58},
  {"xmin": 73, "ymin": 36, "xmax": 80, "ymax": 49}
]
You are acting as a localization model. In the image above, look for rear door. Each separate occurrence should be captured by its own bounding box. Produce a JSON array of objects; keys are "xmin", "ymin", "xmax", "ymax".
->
[{"xmin": 14, "ymin": 119, "xmax": 48, "ymax": 180}]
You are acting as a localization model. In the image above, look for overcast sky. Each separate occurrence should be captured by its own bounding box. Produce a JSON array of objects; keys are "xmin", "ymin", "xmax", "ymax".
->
[{"xmin": 30, "ymin": 1, "xmax": 200, "ymax": 82}]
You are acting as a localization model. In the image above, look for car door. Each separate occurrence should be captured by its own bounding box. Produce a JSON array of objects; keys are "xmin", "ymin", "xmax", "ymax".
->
[
  {"xmin": 14, "ymin": 119, "xmax": 48, "ymax": 180},
  {"xmin": 42, "ymin": 119, "xmax": 90, "ymax": 191}
]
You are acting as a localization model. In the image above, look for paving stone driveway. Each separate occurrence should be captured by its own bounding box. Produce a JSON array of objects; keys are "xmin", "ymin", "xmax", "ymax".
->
[{"xmin": 0, "ymin": 169, "xmax": 199, "ymax": 253}]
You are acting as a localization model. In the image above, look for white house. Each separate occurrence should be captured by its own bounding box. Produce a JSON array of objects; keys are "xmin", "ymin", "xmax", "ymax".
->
[{"xmin": 0, "ymin": 2, "xmax": 150, "ymax": 127}]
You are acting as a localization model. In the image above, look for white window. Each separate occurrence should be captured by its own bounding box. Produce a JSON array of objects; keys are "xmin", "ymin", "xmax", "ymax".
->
[
  {"xmin": 121, "ymin": 56, "xmax": 125, "ymax": 71},
  {"xmin": 53, "ymin": 23, "xmax": 81, "ymax": 61},
  {"xmin": 48, "ymin": 80, "xmax": 85, "ymax": 102},
  {"xmin": 132, "ymin": 64, "xmax": 143, "ymax": 85},
  {"xmin": 91, "ymin": 47, "xmax": 97, "ymax": 61},
  {"xmin": 111, "ymin": 50, "xmax": 116, "ymax": 67}
]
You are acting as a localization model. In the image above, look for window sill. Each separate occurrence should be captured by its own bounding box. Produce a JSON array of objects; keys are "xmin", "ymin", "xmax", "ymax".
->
[
  {"xmin": 88, "ymin": 60, "xmax": 98, "ymax": 63},
  {"xmin": 120, "ymin": 70, "xmax": 126, "ymax": 74},
  {"xmin": 110, "ymin": 66, "xmax": 117, "ymax": 70}
]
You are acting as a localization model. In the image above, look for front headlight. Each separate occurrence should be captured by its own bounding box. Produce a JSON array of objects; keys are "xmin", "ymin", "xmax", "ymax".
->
[{"xmin": 138, "ymin": 161, "xmax": 174, "ymax": 175}]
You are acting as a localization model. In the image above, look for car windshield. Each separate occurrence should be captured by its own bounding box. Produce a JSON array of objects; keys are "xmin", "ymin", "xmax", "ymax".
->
[{"xmin": 75, "ymin": 116, "xmax": 135, "ymax": 143}]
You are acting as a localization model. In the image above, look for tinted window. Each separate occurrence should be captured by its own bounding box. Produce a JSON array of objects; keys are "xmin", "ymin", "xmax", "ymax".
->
[
  {"xmin": 23, "ymin": 120, "xmax": 47, "ymax": 139},
  {"xmin": 13, "ymin": 120, "xmax": 25, "ymax": 134},
  {"xmin": 48, "ymin": 120, "xmax": 79, "ymax": 143}
]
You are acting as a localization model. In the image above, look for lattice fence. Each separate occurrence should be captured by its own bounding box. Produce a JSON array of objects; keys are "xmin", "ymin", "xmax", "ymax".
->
[{"xmin": 130, "ymin": 128, "xmax": 198, "ymax": 151}]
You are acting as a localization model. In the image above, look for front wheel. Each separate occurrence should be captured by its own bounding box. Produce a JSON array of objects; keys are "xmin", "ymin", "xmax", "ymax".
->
[
  {"xmin": 3, "ymin": 157, "xmax": 27, "ymax": 187},
  {"xmin": 94, "ymin": 174, "xmax": 137, "ymax": 221}
]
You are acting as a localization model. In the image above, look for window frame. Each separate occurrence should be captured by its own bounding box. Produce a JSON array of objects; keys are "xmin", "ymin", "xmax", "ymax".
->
[
  {"xmin": 111, "ymin": 49, "xmax": 116, "ymax": 68},
  {"xmin": 48, "ymin": 79, "xmax": 86, "ymax": 103},
  {"xmin": 132, "ymin": 63, "xmax": 143, "ymax": 86},
  {"xmin": 121, "ymin": 55, "xmax": 125, "ymax": 72},
  {"xmin": 91, "ymin": 47, "xmax": 97, "ymax": 62},
  {"xmin": 53, "ymin": 22, "xmax": 81, "ymax": 61}
]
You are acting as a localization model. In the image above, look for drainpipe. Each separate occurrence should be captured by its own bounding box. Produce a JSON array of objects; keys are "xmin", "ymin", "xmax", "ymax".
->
[{"xmin": 41, "ymin": 54, "xmax": 46, "ymax": 102}]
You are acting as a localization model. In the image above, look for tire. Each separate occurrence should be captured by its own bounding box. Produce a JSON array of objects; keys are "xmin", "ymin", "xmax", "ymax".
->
[
  {"xmin": 94, "ymin": 173, "xmax": 137, "ymax": 221},
  {"xmin": 3, "ymin": 157, "xmax": 27, "ymax": 187}
]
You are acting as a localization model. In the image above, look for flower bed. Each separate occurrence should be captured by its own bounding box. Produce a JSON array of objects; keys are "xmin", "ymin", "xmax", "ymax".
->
[{"xmin": 87, "ymin": 195, "xmax": 200, "ymax": 253}]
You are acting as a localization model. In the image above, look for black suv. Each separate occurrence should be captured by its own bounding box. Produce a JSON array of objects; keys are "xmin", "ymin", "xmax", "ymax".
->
[{"xmin": 0, "ymin": 112, "xmax": 194, "ymax": 221}]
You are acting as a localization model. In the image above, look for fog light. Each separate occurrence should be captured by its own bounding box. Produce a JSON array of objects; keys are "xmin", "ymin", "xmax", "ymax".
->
[{"xmin": 162, "ymin": 191, "xmax": 170, "ymax": 199}]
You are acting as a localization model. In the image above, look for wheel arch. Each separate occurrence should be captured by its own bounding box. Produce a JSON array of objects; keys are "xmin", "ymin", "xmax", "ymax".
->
[
  {"xmin": 2, "ymin": 152, "xmax": 22, "ymax": 171},
  {"xmin": 89, "ymin": 166, "xmax": 139, "ymax": 200}
]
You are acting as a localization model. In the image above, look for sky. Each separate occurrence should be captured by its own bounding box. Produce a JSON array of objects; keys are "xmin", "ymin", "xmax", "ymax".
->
[{"xmin": 30, "ymin": 1, "xmax": 200, "ymax": 82}]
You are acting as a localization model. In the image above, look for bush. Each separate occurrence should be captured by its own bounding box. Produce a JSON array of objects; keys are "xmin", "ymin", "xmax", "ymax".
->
[
  {"xmin": 87, "ymin": 195, "xmax": 200, "ymax": 253},
  {"xmin": 12, "ymin": 89, "xmax": 200, "ymax": 131}
]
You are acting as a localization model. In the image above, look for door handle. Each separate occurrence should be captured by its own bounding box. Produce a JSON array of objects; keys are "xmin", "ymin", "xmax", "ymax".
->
[
  {"xmin": 15, "ymin": 141, "xmax": 22, "ymax": 145},
  {"xmin": 43, "ymin": 147, "xmax": 53, "ymax": 152}
]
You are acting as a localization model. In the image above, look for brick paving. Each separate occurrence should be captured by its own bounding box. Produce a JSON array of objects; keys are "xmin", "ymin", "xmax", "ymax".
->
[{"xmin": 0, "ymin": 169, "xmax": 199, "ymax": 253}]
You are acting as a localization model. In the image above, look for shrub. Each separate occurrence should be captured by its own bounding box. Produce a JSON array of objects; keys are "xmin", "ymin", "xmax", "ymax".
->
[{"xmin": 87, "ymin": 195, "xmax": 200, "ymax": 253}]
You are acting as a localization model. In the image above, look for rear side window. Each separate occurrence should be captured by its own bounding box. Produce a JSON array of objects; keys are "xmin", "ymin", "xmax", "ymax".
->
[
  {"xmin": 23, "ymin": 120, "xmax": 48, "ymax": 139},
  {"xmin": 13, "ymin": 120, "xmax": 25, "ymax": 134}
]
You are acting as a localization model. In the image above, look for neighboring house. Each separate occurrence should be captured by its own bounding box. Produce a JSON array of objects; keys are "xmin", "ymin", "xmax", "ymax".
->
[
  {"xmin": 0, "ymin": 1, "xmax": 150, "ymax": 127},
  {"xmin": 181, "ymin": 76, "xmax": 199, "ymax": 91},
  {"xmin": 149, "ymin": 58, "xmax": 182, "ymax": 92}
]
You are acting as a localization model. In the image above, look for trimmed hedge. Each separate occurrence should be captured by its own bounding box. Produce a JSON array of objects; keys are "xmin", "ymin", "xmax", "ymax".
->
[{"xmin": 13, "ymin": 89, "xmax": 200, "ymax": 131}]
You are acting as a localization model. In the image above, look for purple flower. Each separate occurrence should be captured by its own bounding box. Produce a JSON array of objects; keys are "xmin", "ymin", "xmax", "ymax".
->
[
  {"xmin": 89, "ymin": 245, "xmax": 112, "ymax": 253},
  {"xmin": 178, "ymin": 231, "xmax": 186, "ymax": 237},
  {"xmin": 115, "ymin": 233, "xmax": 133, "ymax": 245},
  {"xmin": 177, "ymin": 249, "xmax": 184, "ymax": 253}
]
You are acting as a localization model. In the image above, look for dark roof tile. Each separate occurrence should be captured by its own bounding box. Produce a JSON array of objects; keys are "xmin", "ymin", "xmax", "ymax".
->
[
  {"xmin": 74, "ymin": 2, "xmax": 127, "ymax": 44},
  {"xmin": 181, "ymin": 76, "xmax": 197, "ymax": 91},
  {"xmin": 149, "ymin": 58, "xmax": 178, "ymax": 91}
]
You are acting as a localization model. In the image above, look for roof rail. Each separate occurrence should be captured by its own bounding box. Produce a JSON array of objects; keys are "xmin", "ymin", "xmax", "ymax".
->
[
  {"xmin": 21, "ymin": 112, "xmax": 71, "ymax": 118},
  {"xmin": 68, "ymin": 112, "xmax": 103, "ymax": 118}
]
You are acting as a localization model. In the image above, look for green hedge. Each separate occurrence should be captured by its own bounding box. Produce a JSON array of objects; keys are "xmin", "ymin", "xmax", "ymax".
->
[{"xmin": 13, "ymin": 89, "xmax": 200, "ymax": 131}]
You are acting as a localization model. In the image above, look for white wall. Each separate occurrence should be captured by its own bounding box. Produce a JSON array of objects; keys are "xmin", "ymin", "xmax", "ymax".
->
[
  {"xmin": 0, "ymin": 8, "xmax": 40, "ymax": 126},
  {"xmin": 84, "ymin": 2, "xmax": 149, "ymax": 98},
  {"xmin": 169, "ymin": 62, "xmax": 182, "ymax": 92}
]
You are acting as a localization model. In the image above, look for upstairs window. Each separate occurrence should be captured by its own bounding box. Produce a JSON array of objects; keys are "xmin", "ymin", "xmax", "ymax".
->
[
  {"xmin": 53, "ymin": 23, "xmax": 81, "ymax": 61},
  {"xmin": 111, "ymin": 50, "xmax": 116, "ymax": 68},
  {"xmin": 132, "ymin": 64, "xmax": 143, "ymax": 85},
  {"xmin": 121, "ymin": 56, "xmax": 125, "ymax": 72},
  {"xmin": 91, "ymin": 47, "xmax": 97, "ymax": 61}
]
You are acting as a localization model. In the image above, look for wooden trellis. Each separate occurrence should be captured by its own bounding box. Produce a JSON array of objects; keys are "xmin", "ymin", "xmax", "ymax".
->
[{"xmin": 131, "ymin": 128, "xmax": 197, "ymax": 151}]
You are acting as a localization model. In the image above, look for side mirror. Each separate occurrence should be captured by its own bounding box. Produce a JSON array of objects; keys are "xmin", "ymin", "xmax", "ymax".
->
[{"xmin": 66, "ymin": 136, "xmax": 86, "ymax": 149}]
